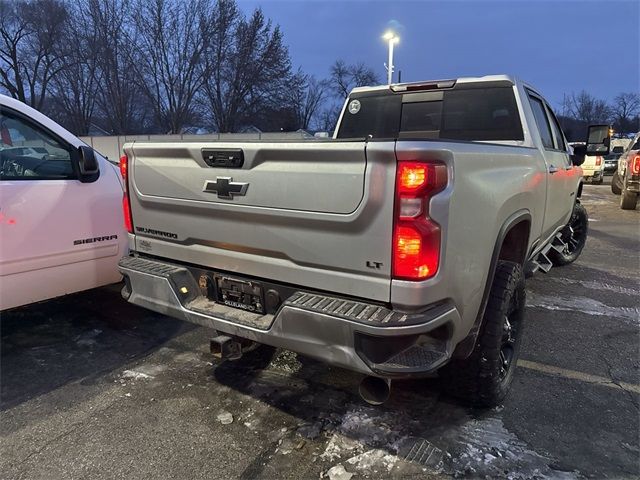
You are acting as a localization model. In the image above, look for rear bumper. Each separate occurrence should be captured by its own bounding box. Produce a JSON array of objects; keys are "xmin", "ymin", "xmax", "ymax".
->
[
  {"xmin": 583, "ymin": 169, "xmax": 603, "ymax": 180},
  {"xmin": 118, "ymin": 255, "xmax": 461, "ymax": 378},
  {"xmin": 625, "ymin": 176, "xmax": 640, "ymax": 193}
]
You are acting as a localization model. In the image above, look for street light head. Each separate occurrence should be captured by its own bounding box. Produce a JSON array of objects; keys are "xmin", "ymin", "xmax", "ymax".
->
[{"xmin": 382, "ymin": 30, "xmax": 399, "ymax": 42}]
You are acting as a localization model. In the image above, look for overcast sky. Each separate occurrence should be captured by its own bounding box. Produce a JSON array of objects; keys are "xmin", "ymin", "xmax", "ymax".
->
[{"xmin": 238, "ymin": 0, "xmax": 639, "ymax": 108}]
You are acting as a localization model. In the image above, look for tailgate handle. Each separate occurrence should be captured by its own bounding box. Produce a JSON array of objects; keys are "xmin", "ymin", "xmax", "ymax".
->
[{"xmin": 202, "ymin": 148, "xmax": 244, "ymax": 168}]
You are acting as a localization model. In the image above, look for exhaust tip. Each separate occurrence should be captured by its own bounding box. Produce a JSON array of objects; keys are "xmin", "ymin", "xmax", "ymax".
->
[{"xmin": 359, "ymin": 376, "xmax": 391, "ymax": 405}]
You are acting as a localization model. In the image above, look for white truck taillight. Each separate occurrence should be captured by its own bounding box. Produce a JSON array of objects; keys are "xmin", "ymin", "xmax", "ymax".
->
[
  {"xmin": 392, "ymin": 162, "xmax": 447, "ymax": 280},
  {"xmin": 119, "ymin": 154, "xmax": 133, "ymax": 234}
]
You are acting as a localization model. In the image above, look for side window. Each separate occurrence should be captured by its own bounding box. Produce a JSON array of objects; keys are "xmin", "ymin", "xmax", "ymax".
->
[
  {"xmin": 546, "ymin": 106, "xmax": 567, "ymax": 151},
  {"xmin": 528, "ymin": 95, "xmax": 554, "ymax": 149},
  {"xmin": 0, "ymin": 109, "xmax": 75, "ymax": 180}
]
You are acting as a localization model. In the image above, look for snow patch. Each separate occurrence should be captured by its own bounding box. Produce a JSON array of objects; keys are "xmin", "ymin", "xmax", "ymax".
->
[
  {"xmin": 270, "ymin": 349, "xmax": 302, "ymax": 373},
  {"xmin": 121, "ymin": 370, "xmax": 153, "ymax": 380},
  {"xmin": 316, "ymin": 405, "xmax": 578, "ymax": 478},
  {"xmin": 216, "ymin": 411, "xmax": 233, "ymax": 425},
  {"xmin": 444, "ymin": 417, "xmax": 579, "ymax": 479},
  {"xmin": 545, "ymin": 277, "xmax": 640, "ymax": 296},
  {"xmin": 75, "ymin": 328, "xmax": 102, "ymax": 346},
  {"xmin": 527, "ymin": 292, "xmax": 640, "ymax": 324},
  {"xmin": 325, "ymin": 464, "xmax": 353, "ymax": 480},
  {"xmin": 345, "ymin": 449, "xmax": 398, "ymax": 473},
  {"xmin": 319, "ymin": 406, "xmax": 405, "ymax": 473},
  {"xmin": 580, "ymin": 197, "xmax": 609, "ymax": 205},
  {"xmin": 320, "ymin": 433, "xmax": 361, "ymax": 461}
]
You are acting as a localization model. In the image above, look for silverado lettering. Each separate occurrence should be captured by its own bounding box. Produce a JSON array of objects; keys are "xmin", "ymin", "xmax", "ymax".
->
[{"xmin": 135, "ymin": 227, "xmax": 178, "ymax": 239}]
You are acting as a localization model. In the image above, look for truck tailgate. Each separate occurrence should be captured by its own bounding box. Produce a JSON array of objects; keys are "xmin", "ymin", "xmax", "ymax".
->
[{"xmin": 125, "ymin": 141, "xmax": 396, "ymax": 301}]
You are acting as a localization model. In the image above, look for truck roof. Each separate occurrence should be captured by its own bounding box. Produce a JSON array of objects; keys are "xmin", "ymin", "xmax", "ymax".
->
[{"xmin": 349, "ymin": 74, "xmax": 519, "ymax": 94}]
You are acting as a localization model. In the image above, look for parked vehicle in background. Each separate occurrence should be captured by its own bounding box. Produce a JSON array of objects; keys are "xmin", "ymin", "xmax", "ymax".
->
[
  {"xmin": 577, "ymin": 145, "xmax": 605, "ymax": 184},
  {"xmin": 611, "ymin": 132, "xmax": 640, "ymax": 209},
  {"xmin": 117, "ymin": 75, "xmax": 607, "ymax": 407},
  {"xmin": 2, "ymin": 146, "xmax": 49, "ymax": 161},
  {"xmin": 0, "ymin": 95, "xmax": 127, "ymax": 311},
  {"xmin": 603, "ymin": 148, "xmax": 623, "ymax": 174}
]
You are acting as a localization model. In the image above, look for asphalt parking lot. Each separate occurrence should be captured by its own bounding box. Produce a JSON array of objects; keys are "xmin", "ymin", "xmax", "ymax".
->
[{"xmin": 1, "ymin": 181, "xmax": 639, "ymax": 480}]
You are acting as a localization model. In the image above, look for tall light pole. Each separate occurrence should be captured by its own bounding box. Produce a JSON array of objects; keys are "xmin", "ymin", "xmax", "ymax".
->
[{"xmin": 382, "ymin": 30, "xmax": 399, "ymax": 85}]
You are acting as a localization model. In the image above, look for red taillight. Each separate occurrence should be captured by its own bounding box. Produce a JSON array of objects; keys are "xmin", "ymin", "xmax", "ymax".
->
[
  {"xmin": 398, "ymin": 163, "xmax": 428, "ymax": 192},
  {"xmin": 120, "ymin": 153, "xmax": 133, "ymax": 233},
  {"xmin": 631, "ymin": 154, "xmax": 640, "ymax": 175},
  {"xmin": 119, "ymin": 154, "xmax": 128, "ymax": 179},
  {"xmin": 595, "ymin": 156, "xmax": 602, "ymax": 166},
  {"xmin": 393, "ymin": 222, "xmax": 441, "ymax": 279},
  {"xmin": 393, "ymin": 161, "xmax": 447, "ymax": 280},
  {"xmin": 123, "ymin": 195, "xmax": 133, "ymax": 233}
]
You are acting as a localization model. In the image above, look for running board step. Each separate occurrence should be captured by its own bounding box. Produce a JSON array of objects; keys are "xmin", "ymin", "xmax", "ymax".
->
[
  {"xmin": 527, "ymin": 232, "xmax": 567, "ymax": 276},
  {"xmin": 535, "ymin": 251, "xmax": 553, "ymax": 273}
]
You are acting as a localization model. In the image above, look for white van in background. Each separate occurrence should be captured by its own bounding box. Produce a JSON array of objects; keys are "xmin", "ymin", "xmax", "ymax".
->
[{"xmin": 0, "ymin": 95, "xmax": 127, "ymax": 311}]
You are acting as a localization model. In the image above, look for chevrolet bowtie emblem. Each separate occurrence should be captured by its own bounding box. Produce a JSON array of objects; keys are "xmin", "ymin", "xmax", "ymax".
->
[{"xmin": 203, "ymin": 177, "xmax": 249, "ymax": 199}]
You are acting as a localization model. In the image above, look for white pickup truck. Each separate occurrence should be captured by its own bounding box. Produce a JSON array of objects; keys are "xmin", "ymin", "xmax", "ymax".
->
[
  {"xmin": 0, "ymin": 95, "xmax": 127, "ymax": 310},
  {"xmin": 117, "ymin": 75, "xmax": 609, "ymax": 406}
]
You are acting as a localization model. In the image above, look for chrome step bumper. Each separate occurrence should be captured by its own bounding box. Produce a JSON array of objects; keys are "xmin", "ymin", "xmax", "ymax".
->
[{"xmin": 118, "ymin": 255, "xmax": 461, "ymax": 377}]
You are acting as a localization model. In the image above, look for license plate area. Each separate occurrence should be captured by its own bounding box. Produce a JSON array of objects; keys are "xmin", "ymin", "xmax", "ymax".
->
[{"xmin": 215, "ymin": 275, "xmax": 265, "ymax": 314}]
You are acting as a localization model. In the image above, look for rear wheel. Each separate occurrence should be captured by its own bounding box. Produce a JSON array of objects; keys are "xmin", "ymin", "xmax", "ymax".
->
[
  {"xmin": 620, "ymin": 189, "xmax": 638, "ymax": 210},
  {"xmin": 549, "ymin": 202, "xmax": 588, "ymax": 266},
  {"xmin": 611, "ymin": 172, "xmax": 622, "ymax": 195},
  {"xmin": 440, "ymin": 261, "xmax": 526, "ymax": 408}
]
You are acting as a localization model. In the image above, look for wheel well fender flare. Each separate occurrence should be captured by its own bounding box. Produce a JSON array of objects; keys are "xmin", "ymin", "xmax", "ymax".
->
[{"xmin": 452, "ymin": 209, "xmax": 531, "ymax": 359}]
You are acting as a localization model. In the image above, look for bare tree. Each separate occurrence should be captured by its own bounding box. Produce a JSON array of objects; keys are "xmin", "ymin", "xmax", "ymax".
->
[
  {"xmin": 0, "ymin": 0, "xmax": 68, "ymax": 110},
  {"xmin": 48, "ymin": 1, "xmax": 102, "ymax": 135},
  {"xmin": 562, "ymin": 91, "xmax": 611, "ymax": 125},
  {"xmin": 201, "ymin": 0, "xmax": 292, "ymax": 132},
  {"xmin": 287, "ymin": 71, "xmax": 327, "ymax": 130},
  {"xmin": 316, "ymin": 104, "xmax": 342, "ymax": 134},
  {"xmin": 86, "ymin": 0, "xmax": 148, "ymax": 134},
  {"xmin": 611, "ymin": 92, "xmax": 640, "ymax": 135},
  {"xmin": 134, "ymin": 0, "xmax": 211, "ymax": 133},
  {"xmin": 329, "ymin": 59, "xmax": 378, "ymax": 99}
]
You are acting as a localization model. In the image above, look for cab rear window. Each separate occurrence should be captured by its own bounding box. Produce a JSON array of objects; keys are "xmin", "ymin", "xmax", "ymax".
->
[{"xmin": 337, "ymin": 86, "xmax": 524, "ymax": 142}]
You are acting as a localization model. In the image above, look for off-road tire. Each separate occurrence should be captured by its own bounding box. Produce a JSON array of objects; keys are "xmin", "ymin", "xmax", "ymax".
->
[
  {"xmin": 549, "ymin": 202, "xmax": 588, "ymax": 266},
  {"xmin": 620, "ymin": 189, "xmax": 638, "ymax": 210},
  {"xmin": 611, "ymin": 171, "xmax": 622, "ymax": 195},
  {"xmin": 439, "ymin": 261, "xmax": 526, "ymax": 408}
]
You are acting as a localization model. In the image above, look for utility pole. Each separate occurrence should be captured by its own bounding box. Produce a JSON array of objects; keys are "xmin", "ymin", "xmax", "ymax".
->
[{"xmin": 382, "ymin": 31, "xmax": 399, "ymax": 85}]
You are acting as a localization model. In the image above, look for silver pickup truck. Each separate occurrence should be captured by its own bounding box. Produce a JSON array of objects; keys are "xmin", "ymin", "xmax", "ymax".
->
[{"xmin": 117, "ymin": 75, "xmax": 609, "ymax": 406}]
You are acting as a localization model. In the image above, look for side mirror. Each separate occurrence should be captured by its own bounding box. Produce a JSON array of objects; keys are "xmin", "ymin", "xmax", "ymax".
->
[
  {"xmin": 612, "ymin": 146, "xmax": 624, "ymax": 154},
  {"xmin": 77, "ymin": 145, "xmax": 99, "ymax": 182},
  {"xmin": 585, "ymin": 124, "xmax": 611, "ymax": 156},
  {"xmin": 571, "ymin": 144, "xmax": 586, "ymax": 166}
]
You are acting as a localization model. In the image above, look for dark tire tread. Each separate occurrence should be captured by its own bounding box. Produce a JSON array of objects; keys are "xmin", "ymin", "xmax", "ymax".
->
[
  {"xmin": 620, "ymin": 189, "xmax": 638, "ymax": 210},
  {"xmin": 611, "ymin": 172, "xmax": 622, "ymax": 195},
  {"xmin": 549, "ymin": 202, "xmax": 588, "ymax": 267},
  {"xmin": 440, "ymin": 261, "xmax": 526, "ymax": 408}
]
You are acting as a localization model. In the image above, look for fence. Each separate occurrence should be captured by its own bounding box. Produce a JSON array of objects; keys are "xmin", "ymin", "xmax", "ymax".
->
[{"xmin": 79, "ymin": 132, "xmax": 312, "ymax": 161}]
